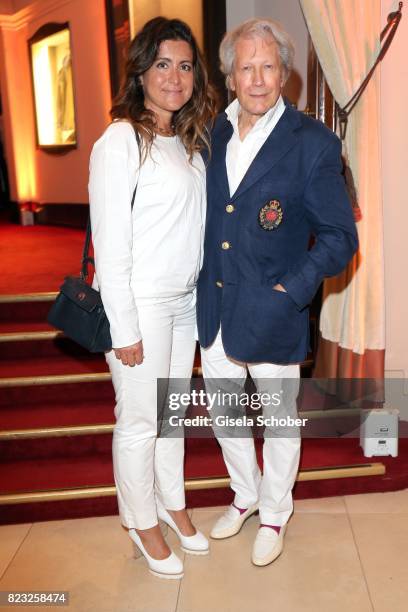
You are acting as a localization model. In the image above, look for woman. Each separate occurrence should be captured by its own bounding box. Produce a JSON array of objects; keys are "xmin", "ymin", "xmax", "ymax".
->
[{"xmin": 89, "ymin": 17, "xmax": 216, "ymax": 579}]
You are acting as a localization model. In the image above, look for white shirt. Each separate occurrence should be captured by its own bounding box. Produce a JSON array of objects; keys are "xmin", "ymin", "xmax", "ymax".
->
[
  {"xmin": 225, "ymin": 95, "xmax": 286, "ymax": 196},
  {"xmin": 88, "ymin": 120, "xmax": 206, "ymax": 347}
]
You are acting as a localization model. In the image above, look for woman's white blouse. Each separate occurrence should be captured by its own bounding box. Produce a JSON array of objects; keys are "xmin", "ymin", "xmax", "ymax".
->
[{"xmin": 88, "ymin": 120, "xmax": 206, "ymax": 348}]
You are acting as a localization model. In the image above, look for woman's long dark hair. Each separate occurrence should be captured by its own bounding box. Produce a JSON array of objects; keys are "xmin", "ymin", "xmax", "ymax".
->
[{"xmin": 111, "ymin": 17, "xmax": 217, "ymax": 161}]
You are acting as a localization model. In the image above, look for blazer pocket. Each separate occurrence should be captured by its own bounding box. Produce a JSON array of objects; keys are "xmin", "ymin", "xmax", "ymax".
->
[{"xmin": 237, "ymin": 284, "xmax": 306, "ymax": 354}]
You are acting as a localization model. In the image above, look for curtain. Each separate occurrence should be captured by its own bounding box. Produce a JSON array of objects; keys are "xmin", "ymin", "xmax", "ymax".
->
[{"xmin": 300, "ymin": 0, "xmax": 385, "ymax": 381}]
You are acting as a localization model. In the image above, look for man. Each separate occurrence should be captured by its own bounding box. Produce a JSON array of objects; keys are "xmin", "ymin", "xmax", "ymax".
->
[{"xmin": 197, "ymin": 18, "xmax": 358, "ymax": 567}]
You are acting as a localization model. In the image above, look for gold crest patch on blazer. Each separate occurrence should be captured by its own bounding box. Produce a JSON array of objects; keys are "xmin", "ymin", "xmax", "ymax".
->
[{"xmin": 258, "ymin": 200, "xmax": 283, "ymax": 230}]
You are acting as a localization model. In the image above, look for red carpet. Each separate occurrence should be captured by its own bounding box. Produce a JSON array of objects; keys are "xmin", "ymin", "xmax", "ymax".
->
[
  {"xmin": 0, "ymin": 221, "xmax": 406, "ymax": 525},
  {"xmin": 0, "ymin": 223, "xmax": 85, "ymax": 293},
  {"xmin": 1, "ymin": 437, "xmax": 407, "ymax": 524}
]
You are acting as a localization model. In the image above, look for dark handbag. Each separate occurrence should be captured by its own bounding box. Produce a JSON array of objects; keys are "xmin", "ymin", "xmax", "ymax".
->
[
  {"xmin": 47, "ymin": 236, "xmax": 112, "ymax": 353},
  {"xmin": 48, "ymin": 131, "xmax": 140, "ymax": 352}
]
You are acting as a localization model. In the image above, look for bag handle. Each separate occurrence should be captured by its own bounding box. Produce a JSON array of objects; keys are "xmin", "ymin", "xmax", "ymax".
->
[{"xmin": 81, "ymin": 128, "xmax": 141, "ymax": 280}]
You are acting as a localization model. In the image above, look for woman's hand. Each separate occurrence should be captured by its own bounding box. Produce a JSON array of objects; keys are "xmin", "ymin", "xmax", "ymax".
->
[{"xmin": 114, "ymin": 340, "xmax": 144, "ymax": 366}]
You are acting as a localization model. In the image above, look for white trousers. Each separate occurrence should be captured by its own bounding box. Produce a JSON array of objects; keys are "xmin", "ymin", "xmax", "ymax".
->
[
  {"xmin": 201, "ymin": 330, "xmax": 301, "ymax": 525},
  {"xmin": 106, "ymin": 293, "xmax": 196, "ymax": 530}
]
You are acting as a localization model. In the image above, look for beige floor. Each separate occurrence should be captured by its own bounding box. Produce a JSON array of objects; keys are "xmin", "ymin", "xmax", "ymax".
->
[{"xmin": 0, "ymin": 490, "xmax": 407, "ymax": 612}]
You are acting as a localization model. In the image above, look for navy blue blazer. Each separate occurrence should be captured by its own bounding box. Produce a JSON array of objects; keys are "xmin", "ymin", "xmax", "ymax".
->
[{"xmin": 197, "ymin": 101, "xmax": 358, "ymax": 364}]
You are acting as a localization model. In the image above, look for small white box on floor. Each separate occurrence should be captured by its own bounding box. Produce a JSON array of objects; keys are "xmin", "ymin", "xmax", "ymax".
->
[{"xmin": 360, "ymin": 408, "xmax": 399, "ymax": 457}]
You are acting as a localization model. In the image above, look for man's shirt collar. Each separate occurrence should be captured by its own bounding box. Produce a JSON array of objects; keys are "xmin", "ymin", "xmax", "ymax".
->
[{"xmin": 225, "ymin": 95, "xmax": 285, "ymax": 137}]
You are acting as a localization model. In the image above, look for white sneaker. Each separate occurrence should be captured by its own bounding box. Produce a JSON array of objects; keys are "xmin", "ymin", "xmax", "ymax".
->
[
  {"xmin": 129, "ymin": 529, "xmax": 184, "ymax": 579},
  {"xmin": 210, "ymin": 503, "xmax": 258, "ymax": 539},
  {"xmin": 251, "ymin": 525, "xmax": 286, "ymax": 566}
]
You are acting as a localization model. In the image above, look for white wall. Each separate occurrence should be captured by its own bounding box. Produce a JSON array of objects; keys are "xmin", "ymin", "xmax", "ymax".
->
[
  {"xmin": 226, "ymin": 0, "xmax": 255, "ymax": 29},
  {"xmin": 380, "ymin": 0, "xmax": 408, "ymax": 379},
  {"xmin": 225, "ymin": 0, "xmax": 309, "ymax": 109}
]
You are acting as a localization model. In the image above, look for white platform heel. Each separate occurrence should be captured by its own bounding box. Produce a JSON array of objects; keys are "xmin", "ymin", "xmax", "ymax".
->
[
  {"xmin": 129, "ymin": 529, "xmax": 184, "ymax": 579},
  {"xmin": 156, "ymin": 503, "xmax": 209, "ymax": 555}
]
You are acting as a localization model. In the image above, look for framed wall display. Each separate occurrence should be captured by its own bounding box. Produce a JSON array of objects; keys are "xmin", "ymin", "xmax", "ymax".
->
[{"xmin": 28, "ymin": 22, "xmax": 77, "ymax": 152}]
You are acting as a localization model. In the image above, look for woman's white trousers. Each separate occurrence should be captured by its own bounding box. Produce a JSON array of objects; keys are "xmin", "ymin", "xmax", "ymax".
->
[{"xmin": 106, "ymin": 293, "xmax": 196, "ymax": 530}]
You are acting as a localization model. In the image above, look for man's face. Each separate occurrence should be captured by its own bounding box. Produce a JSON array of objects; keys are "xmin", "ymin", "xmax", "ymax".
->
[{"xmin": 229, "ymin": 35, "xmax": 284, "ymax": 122}]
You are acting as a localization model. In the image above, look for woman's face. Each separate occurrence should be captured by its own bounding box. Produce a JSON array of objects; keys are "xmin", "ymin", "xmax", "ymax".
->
[{"xmin": 141, "ymin": 39, "xmax": 194, "ymax": 122}]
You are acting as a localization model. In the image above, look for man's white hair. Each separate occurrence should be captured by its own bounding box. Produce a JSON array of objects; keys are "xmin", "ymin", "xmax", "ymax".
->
[{"xmin": 219, "ymin": 18, "xmax": 295, "ymax": 87}]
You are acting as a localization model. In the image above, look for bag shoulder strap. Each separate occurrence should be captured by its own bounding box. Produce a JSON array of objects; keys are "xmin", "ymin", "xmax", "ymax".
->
[{"xmin": 81, "ymin": 127, "xmax": 141, "ymax": 280}]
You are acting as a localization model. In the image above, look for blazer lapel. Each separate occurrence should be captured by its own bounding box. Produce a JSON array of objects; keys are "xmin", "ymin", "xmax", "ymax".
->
[
  {"xmin": 209, "ymin": 116, "xmax": 233, "ymax": 199},
  {"xmin": 232, "ymin": 104, "xmax": 302, "ymax": 201}
]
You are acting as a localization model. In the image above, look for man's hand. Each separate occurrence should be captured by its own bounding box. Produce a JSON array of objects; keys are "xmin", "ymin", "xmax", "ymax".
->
[
  {"xmin": 114, "ymin": 340, "xmax": 144, "ymax": 366},
  {"xmin": 273, "ymin": 283, "xmax": 287, "ymax": 292}
]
